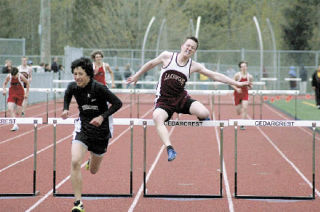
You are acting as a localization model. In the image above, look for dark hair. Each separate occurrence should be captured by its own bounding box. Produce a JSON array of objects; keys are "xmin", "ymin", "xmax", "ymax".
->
[
  {"xmin": 71, "ymin": 57, "xmax": 94, "ymax": 78},
  {"xmin": 11, "ymin": 67, "xmax": 19, "ymax": 76},
  {"xmin": 90, "ymin": 50, "xmax": 104, "ymax": 60},
  {"xmin": 185, "ymin": 36, "xmax": 199, "ymax": 49},
  {"xmin": 238, "ymin": 61, "xmax": 248, "ymax": 68}
]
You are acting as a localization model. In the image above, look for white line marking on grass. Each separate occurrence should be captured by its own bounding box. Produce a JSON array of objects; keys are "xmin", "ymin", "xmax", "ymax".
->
[{"xmin": 264, "ymin": 103, "xmax": 320, "ymax": 141}]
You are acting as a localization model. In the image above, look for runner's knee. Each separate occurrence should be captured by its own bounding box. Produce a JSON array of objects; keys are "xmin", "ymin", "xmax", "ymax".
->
[{"xmin": 71, "ymin": 159, "xmax": 82, "ymax": 170}]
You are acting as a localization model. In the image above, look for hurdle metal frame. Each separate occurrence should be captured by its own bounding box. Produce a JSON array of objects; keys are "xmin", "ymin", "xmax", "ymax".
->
[
  {"xmin": 50, "ymin": 118, "xmax": 133, "ymax": 198},
  {"xmin": 142, "ymin": 119, "xmax": 226, "ymax": 198},
  {"xmin": 232, "ymin": 120, "xmax": 316, "ymax": 200},
  {"xmin": 0, "ymin": 118, "xmax": 41, "ymax": 197}
]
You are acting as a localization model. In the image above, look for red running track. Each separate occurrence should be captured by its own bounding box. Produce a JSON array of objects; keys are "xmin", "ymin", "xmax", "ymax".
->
[{"xmin": 0, "ymin": 93, "xmax": 320, "ymax": 212}]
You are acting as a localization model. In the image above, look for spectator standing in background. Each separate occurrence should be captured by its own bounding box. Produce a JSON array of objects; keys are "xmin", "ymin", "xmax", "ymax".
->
[
  {"xmin": 51, "ymin": 57, "xmax": 59, "ymax": 73},
  {"xmin": 299, "ymin": 65, "xmax": 307, "ymax": 94},
  {"xmin": 44, "ymin": 64, "xmax": 51, "ymax": 72},
  {"xmin": 288, "ymin": 66, "xmax": 297, "ymax": 90},
  {"xmin": 2, "ymin": 59, "xmax": 12, "ymax": 74},
  {"xmin": 311, "ymin": 65, "xmax": 320, "ymax": 109}
]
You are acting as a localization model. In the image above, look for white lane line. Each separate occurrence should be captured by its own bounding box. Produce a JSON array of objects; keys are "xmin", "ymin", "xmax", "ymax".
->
[
  {"xmin": 128, "ymin": 126, "xmax": 175, "ymax": 212},
  {"xmin": 255, "ymin": 122, "xmax": 320, "ymax": 197},
  {"xmin": 25, "ymin": 106, "xmax": 153, "ymax": 212},
  {"xmin": 247, "ymin": 107, "xmax": 320, "ymax": 197},
  {"xmin": 0, "ymin": 125, "xmax": 49, "ymax": 145},
  {"xmin": 212, "ymin": 113, "xmax": 234, "ymax": 212},
  {"xmin": 0, "ymin": 134, "xmax": 72, "ymax": 174}
]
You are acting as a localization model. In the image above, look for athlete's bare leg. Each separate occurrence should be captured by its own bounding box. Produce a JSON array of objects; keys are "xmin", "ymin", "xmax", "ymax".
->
[
  {"xmin": 22, "ymin": 99, "xmax": 27, "ymax": 115},
  {"xmin": 235, "ymin": 104, "xmax": 242, "ymax": 116},
  {"xmin": 7, "ymin": 102, "xmax": 16, "ymax": 118},
  {"xmin": 241, "ymin": 100, "xmax": 249, "ymax": 119},
  {"xmin": 88, "ymin": 153, "xmax": 104, "ymax": 174},
  {"xmin": 71, "ymin": 141, "xmax": 87, "ymax": 201},
  {"xmin": 153, "ymin": 108, "xmax": 171, "ymax": 146},
  {"xmin": 189, "ymin": 101, "xmax": 210, "ymax": 120}
]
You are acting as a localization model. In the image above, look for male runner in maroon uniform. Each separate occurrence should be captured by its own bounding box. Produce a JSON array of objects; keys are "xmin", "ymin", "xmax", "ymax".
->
[
  {"xmin": 127, "ymin": 36, "xmax": 251, "ymax": 161},
  {"xmin": 2, "ymin": 67, "xmax": 29, "ymax": 131}
]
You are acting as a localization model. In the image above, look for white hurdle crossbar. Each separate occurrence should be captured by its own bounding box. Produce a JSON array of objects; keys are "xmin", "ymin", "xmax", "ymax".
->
[
  {"xmin": 0, "ymin": 118, "xmax": 42, "ymax": 197},
  {"xmin": 230, "ymin": 119, "xmax": 317, "ymax": 200},
  {"xmin": 141, "ymin": 119, "xmax": 227, "ymax": 198}
]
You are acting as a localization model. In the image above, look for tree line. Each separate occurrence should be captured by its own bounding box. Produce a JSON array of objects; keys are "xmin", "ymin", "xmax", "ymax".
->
[{"xmin": 0, "ymin": 0, "xmax": 319, "ymax": 56}]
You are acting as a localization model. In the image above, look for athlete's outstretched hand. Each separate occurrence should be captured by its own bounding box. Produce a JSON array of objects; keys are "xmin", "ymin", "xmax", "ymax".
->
[
  {"xmin": 61, "ymin": 110, "xmax": 69, "ymax": 119},
  {"xmin": 237, "ymin": 81, "xmax": 252, "ymax": 88},
  {"xmin": 90, "ymin": 115, "xmax": 104, "ymax": 127},
  {"xmin": 126, "ymin": 75, "xmax": 138, "ymax": 85}
]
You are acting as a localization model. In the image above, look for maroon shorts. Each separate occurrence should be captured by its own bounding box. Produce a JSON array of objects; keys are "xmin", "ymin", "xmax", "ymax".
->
[
  {"xmin": 8, "ymin": 94, "xmax": 24, "ymax": 106},
  {"xmin": 154, "ymin": 94, "xmax": 196, "ymax": 121},
  {"xmin": 234, "ymin": 91, "xmax": 249, "ymax": 105}
]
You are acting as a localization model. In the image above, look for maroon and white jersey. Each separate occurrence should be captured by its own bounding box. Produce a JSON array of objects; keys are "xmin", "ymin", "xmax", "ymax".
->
[{"xmin": 156, "ymin": 52, "xmax": 191, "ymax": 98}]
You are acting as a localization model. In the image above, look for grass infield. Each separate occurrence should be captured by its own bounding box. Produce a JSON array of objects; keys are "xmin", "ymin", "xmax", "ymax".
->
[{"xmin": 264, "ymin": 94, "xmax": 320, "ymax": 121}]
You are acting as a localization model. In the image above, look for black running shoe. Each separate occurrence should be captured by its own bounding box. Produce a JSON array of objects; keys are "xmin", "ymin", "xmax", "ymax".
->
[{"xmin": 71, "ymin": 200, "xmax": 85, "ymax": 212}]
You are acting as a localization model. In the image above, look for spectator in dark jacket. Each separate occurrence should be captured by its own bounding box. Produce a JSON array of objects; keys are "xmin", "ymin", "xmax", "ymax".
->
[
  {"xmin": 311, "ymin": 65, "xmax": 320, "ymax": 109},
  {"xmin": 51, "ymin": 57, "xmax": 59, "ymax": 73}
]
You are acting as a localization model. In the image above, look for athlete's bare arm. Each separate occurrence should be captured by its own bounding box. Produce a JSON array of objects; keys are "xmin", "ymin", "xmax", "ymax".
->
[
  {"xmin": 231, "ymin": 72, "xmax": 242, "ymax": 92},
  {"xmin": 191, "ymin": 62, "xmax": 251, "ymax": 88},
  {"xmin": 28, "ymin": 67, "xmax": 32, "ymax": 82},
  {"xmin": 2, "ymin": 74, "xmax": 10, "ymax": 96},
  {"xmin": 20, "ymin": 74, "xmax": 30, "ymax": 98},
  {"xmin": 105, "ymin": 63, "xmax": 116, "ymax": 88},
  {"xmin": 126, "ymin": 51, "xmax": 172, "ymax": 85}
]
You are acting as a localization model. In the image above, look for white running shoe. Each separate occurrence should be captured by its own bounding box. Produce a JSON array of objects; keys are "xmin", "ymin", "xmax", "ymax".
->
[{"xmin": 11, "ymin": 124, "xmax": 19, "ymax": 131}]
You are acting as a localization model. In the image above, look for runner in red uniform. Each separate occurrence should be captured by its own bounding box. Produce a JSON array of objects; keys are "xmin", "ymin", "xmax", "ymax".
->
[
  {"xmin": 2, "ymin": 67, "xmax": 30, "ymax": 131},
  {"xmin": 91, "ymin": 50, "xmax": 115, "ymax": 88},
  {"xmin": 231, "ymin": 61, "xmax": 253, "ymax": 130},
  {"xmin": 127, "ymin": 37, "xmax": 251, "ymax": 161},
  {"xmin": 90, "ymin": 50, "xmax": 116, "ymax": 138}
]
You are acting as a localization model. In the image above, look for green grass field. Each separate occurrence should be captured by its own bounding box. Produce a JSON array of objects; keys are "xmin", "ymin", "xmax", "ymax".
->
[{"xmin": 266, "ymin": 96, "xmax": 320, "ymax": 121}]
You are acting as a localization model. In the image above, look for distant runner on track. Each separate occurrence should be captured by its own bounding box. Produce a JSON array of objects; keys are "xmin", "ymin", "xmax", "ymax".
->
[
  {"xmin": 231, "ymin": 61, "xmax": 253, "ymax": 130},
  {"xmin": 2, "ymin": 67, "xmax": 29, "ymax": 131}
]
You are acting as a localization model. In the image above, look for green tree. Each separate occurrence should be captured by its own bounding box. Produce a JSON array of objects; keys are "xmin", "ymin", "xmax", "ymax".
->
[{"xmin": 282, "ymin": 0, "xmax": 314, "ymax": 50}]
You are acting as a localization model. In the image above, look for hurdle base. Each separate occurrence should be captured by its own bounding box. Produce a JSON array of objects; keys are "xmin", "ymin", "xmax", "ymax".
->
[
  {"xmin": 0, "ymin": 191, "xmax": 40, "ymax": 198},
  {"xmin": 53, "ymin": 193, "xmax": 133, "ymax": 198},
  {"xmin": 144, "ymin": 193, "xmax": 222, "ymax": 199},
  {"xmin": 234, "ymin": 194, "xmax": 314, "ymax": 200}
]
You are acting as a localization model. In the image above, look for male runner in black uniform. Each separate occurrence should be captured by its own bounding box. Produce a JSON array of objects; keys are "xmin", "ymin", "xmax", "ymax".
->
[{"xmin": 61, "ymin": 57, "xmax": 122, "ymax": 212}]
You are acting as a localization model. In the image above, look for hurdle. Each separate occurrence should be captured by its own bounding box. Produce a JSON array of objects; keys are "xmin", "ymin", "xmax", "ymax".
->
[
  {"xmin": 48, "ymin": 118, "xmax": 133, "ymax": 198},
  {"xmin": 29, "ymin": 88, "xmax": 51, "ymax": 123},
  {"xmin": 258, "ymin": 90, "xmax": 299, "ymax": 120},
  {"xmin": 230, "ymin": 119, "xmax": 317, "ymax": 200},
  {"xmin": 0, "ymin": 118, "xmax": 42, "ymax": 197},
  {"xmin": 141, "ymin": 119, "xmax": 227, "ymax": 198}
]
